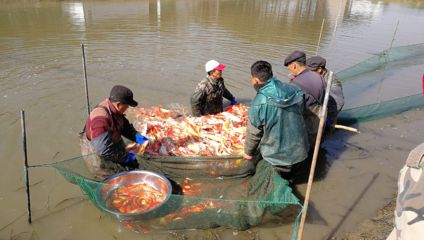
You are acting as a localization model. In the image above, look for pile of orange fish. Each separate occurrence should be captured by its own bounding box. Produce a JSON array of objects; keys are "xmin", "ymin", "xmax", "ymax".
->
[
  {"xmin": 106, "ymin": 183, "xmax": 165, "ymax": 214},
  {"xmin": 129, "ymin": 104, "xmax": 248, "ymax": 157},
  {"xmin": 122, "ymin": 199, "xmax": 235, "ymax": 233}
]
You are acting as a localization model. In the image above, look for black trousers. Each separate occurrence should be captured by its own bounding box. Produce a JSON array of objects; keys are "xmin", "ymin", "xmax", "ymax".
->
[{"xmin": 273, "ymin": 160, "xmax": 306, "ymax": 182}]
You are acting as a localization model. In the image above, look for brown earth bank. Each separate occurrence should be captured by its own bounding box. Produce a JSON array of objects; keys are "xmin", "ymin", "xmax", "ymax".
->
[{"xmin": 336, "ymin": 196, "xmax": 396, "ymax": 240}]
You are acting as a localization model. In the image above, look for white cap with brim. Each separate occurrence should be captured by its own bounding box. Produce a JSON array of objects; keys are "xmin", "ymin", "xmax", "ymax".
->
[{"xmin": 205, "ymin": 60, "xmax": 226, "ymax": 73}]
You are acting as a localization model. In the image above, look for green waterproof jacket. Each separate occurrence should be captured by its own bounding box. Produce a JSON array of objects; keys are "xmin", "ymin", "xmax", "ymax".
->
[{"xmin": 244, "ymin": 77, "xmax": 309, "ymax": 166}]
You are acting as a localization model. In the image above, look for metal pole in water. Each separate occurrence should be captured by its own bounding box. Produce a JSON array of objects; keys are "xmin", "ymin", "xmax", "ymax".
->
[
  {"xmin": 81, "ymin": 44, "xmax": 91, "ymax": 116},
  {"xmin": 21, "ymin": 110, "xmax": 32, "ymax": 224}
]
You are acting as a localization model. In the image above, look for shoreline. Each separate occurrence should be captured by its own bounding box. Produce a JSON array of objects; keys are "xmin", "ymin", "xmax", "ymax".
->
[{"xmin": 337, "ymin": 196, "xmax": 396, "ymax": 239}]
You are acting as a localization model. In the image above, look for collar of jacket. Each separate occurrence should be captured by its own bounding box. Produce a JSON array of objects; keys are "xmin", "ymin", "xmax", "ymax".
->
[
  {"xmin": 295, "ymin": 68, "xmax": 310, "ymax": 77},
  {"xmin": 207, "ymin": 75, "xmax": 222, "ymax": 85},
  {"xmin": 100, "ymin": 98, "xmax": 121, "ymax": 116},
  {"xmin": 256, "ymin": 77, "xmax": 272, "ymax": 91},
  {"xmin": 257, "ymin": 77, "xmax": 303, "ymax": 108}
]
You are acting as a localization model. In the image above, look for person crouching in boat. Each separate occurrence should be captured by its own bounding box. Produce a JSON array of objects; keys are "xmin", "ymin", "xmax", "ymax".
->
[
  {"xmin": 243, "ymin": 60, "xmax": 309, "ymax": 181},
  {"xmin": 190, "ymin": 60, "xmax": 237, "ymax": 117},
  {"xmin": 80, "ymin": 85, "xmax": 150, "ymax": 179}
]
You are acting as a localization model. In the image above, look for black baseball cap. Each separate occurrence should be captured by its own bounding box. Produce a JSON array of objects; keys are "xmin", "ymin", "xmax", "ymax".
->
[
  {"xmin": 284, "ymin": 50, "xmax": 306, "ymax": 66},
  {"xmin": 109, "ymin": 85, "xmax": 138, "ymax": 107},
  {"xmin": 306, "ymin": 56, "xmax": 327, "ymax": 70}
]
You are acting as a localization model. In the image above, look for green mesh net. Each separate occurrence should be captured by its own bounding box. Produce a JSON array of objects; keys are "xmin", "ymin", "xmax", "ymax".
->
[
  {"xmin": 337, "ymin": 43, "xmax": 424, "ymax": 124},
  {"xmin": 337, "ymin": 43, "xmax": 424, "ymax": 81},
  {"xmin": 67, "ymin": 101, "xmax": 303, "ymax": 238},
  {"xmin": 49, "ymin": 156, "xmax": 302, "ymax": 239},
  {"xmin": 338, "ymin": 93, "xmax": 424, "ymax": 124},
  {"xmin": 43, "ymin": 43, "xmax": 424, "ymax": 239}
]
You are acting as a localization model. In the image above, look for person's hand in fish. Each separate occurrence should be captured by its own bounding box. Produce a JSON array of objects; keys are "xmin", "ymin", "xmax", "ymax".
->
[
  {"xmin": 121, "ymin": 152, "xmax": 139, "ymax": 170},
  {"xmin": 230, "ymin": 97, "xmax": 238, "ymax": 105},
  {"xmin": 243, "ymin": 153, "xmax": 253, "ymax": 160},
  {"xmin": 135, "ymin": 133, "xmax": 151, "ymax": 155},
  {"xmin": 136, "ymin": 133, "xmax": 151, "ymax": 145}
]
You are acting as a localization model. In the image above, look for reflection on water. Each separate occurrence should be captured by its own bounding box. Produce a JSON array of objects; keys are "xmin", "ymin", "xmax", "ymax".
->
[
  {"xmin": 156, "ymin": 0, "xmax": 161, "ymax": 23},
  {"xmin": 348, "ymin": 0, "xmax": 384, "ymax": 20},
  {"xmin": 385, "ymin": 0, "xmax": 424, "ymax": 8},
  {"xmin": 62, "ymin": 2, "xmax": 85, "ymax": 32},
  {"xmin": 1, "ymin": 0, "xmax": 423, "ymax": 111},
  {"xmin": 1, "ymin": 0, "xmax": 424, "ymax": 240}
]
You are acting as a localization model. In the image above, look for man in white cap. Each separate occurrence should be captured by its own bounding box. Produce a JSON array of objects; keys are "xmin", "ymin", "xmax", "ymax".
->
[{"xmin": 191, "ymin": 60, "xmax": 237, "ymax": 117}]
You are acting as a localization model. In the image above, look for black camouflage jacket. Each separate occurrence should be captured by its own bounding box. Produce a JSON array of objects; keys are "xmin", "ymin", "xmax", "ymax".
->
[{"xmin": 190, "ymin": 76, "xmax": 234, "ymax": 117}]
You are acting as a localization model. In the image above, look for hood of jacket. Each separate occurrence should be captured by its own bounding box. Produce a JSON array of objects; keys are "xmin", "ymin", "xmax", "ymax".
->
[{"xmin": 255, "ymin": 77, "xmax": 303, "ymax": 108}]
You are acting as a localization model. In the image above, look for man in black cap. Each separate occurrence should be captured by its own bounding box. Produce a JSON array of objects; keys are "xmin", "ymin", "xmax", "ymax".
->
[
  {"xmin": 284, "ymin": 50, "xmax": 325, "ymax": 146},
  {"xmin": 306, "ymin": 56, "xmax": 344, "ymax": 128},
  {"xmin": 81, "ymin": 85, "xmax": 150, "ymax": 178}
]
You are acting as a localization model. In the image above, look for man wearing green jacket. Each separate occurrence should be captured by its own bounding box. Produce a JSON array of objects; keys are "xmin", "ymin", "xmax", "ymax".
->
[{"xmin": 243, "ymin": 60, "xmax": 309, "ymax": 181}]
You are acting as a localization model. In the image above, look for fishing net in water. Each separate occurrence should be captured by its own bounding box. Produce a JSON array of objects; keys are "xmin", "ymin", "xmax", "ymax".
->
[
  {"xmin": 49, "ymin": 103, "xmax": 303, "ymax": 239},
  {"xmin": 337, "ymin": 43, "xmax": 424, "ymax": 124},
  {"xmin": 47, "ymin": 43, "xmax": 424, "ymax": 239},
  {"xmin": 49, "ymin": 156, "xmax": 302, "ymax": 239}
]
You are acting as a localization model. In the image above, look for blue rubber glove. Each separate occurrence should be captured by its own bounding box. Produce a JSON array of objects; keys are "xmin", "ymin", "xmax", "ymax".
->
[
  {"xmin": 230, "ymin": 97, "xmax": 237, "ymax": 105},
  {"xmin": 122, "ymin": 152, "xmax": 136, "ymax": 163},
  {"xmin": 136, "ymin": 133, "xmax": 151, "ymax": 145},
  {"xmin": 121, "ymin": 152, "xmax": 139, "ymax": 170}
]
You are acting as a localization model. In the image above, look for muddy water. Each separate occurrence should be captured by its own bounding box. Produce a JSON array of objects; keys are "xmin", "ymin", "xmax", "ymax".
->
[{"xmin": 1, "ymin": 0, "xmax": 424, "ymax": 239}]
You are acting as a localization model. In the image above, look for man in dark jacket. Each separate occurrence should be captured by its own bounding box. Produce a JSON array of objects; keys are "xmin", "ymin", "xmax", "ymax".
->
[
  {"xmin": 306, "ymin": 55, "xmax": 344, "ymax": 128},
  {"xmin": 82, "ymin": 85, "xmax": 150, "ymax": 178},
  {"xmin": 285, "ymin": 51, "xmax": 325, "ymax": 107},
  {"xmin": 243, "ymin": 60, "xmax": 309, "ymax": 181},
  {"xmin": 284, "ymin": 50, "xmax": 325, "ymax": 146},
  {"xmin": 190, "ymin": 60, "xmax": 237, "ymax": 117}
]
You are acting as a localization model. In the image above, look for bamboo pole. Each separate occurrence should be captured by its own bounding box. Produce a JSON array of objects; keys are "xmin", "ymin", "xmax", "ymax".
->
[
  {"xmin": 315, "ymin": 18, "xmax": 325, "ymax": 55},
  {"xmin": 332, "ymin": 0, "xmax": 343, "ymax": 39},
  {"xmin": 297, "ymin": 71, "xmax": 334, "ymax": 240},
  {"xmin": 21, "ymin": 110, "xmax": 32, "ymax": 224},
  {"xmin": 334, "ymin": 124, "xmax": 360, "ymax": 133},
  {"xmin": 377, "ymin": 20, "xmax": 400, "ymax": 103},
  {"xmin": 389, "ymin": 20, "xmax": 399, "ymax": 50},
  {"xmin": 81, "ymin": 44, "xmax": 91, "ymax": 116}
]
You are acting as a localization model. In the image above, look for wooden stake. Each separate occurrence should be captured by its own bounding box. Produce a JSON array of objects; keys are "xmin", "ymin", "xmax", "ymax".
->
[
  {"xmin": 297, "ymin": 71, "xmax": 334, "ymax": 240},
  {"xmin": 21, "ymin": 110, "xmax": 32, "ymax": 224},
  {"xmin": 81, "ymin": 44, "xmax": 91, "ymax": 116},
  {"xmin": 315, "ymin": 18, "xmax": 325, "ymax": 55},
  {"xmin": 334, "ymin": 124, "xmax": 360, "ymax": 133},
  {"xmin": 389, "ymin": 20, "xmax": 399, "ymax": 50}
]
